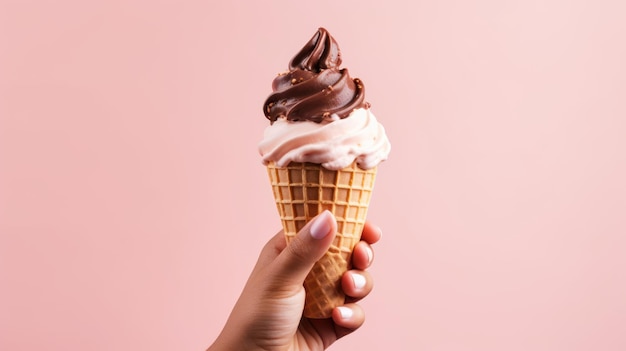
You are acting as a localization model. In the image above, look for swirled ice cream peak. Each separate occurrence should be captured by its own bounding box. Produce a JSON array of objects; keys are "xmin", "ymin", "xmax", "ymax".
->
[{"xmin": 259, "ymin": 28, "xmax": 390, "ymax": 170}]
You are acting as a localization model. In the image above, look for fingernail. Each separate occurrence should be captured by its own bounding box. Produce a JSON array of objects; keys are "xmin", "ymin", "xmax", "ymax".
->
[
  {"xmin": 365, "ymin": 246, "xmax": 373, "ymax": 265},
  {"xmin": 352, "ymin": 273, "xmax": 366, "ymax": 290},
  {"xmin": 337, "ymin": 306, "xmax": 353, "ymax": 320},
  {"xmin": 310, "ymin": 210, "xmax": 333, "ymax": 239}
]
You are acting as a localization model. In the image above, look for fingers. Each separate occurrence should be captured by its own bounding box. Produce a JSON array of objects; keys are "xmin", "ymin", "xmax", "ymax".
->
[
  {"xmin": 258, "ymin": 220, "xmax": 380, "ymax": 275},
  {"xmin": 270, "ymin": 211, "xmax": 337, "ymax": 287},
  {"xmin": 332, "ymin": 303, "xmax": 365, "ymax": 335},
  {"xmin": 351, "ymin": 221, "xmax": 381, "ymax": 271},
  {"xmin": 341, "ymin": 270, "xmax": 373, "ymax": 301},
  {"xmin": 361, "ymin": 221, "xmax": 382, "ymax": 245},
  {"xmin": 351, "ymin": 241, "xmax": 374, "ymax": 270},
  {"xmin": 340, "ymin": 221, "xmax": 380, "ymax": 304}
]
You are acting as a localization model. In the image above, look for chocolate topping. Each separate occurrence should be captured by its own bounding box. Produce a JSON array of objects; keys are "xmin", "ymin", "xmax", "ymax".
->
[{"xmin": 264, "ymin": 28, "xmax": 367, "ymax": 123}]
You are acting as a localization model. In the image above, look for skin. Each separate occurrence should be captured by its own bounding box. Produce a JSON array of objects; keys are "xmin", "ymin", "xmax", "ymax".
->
[{"xmin": 208, "ymin": 211, "xmax": 382, "ymax": 351}]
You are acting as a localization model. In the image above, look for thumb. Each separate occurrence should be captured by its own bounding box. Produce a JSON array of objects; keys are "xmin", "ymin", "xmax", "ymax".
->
[{"xmin": 270, "ymin": 210, "xmax": 337, "ymax": 287}]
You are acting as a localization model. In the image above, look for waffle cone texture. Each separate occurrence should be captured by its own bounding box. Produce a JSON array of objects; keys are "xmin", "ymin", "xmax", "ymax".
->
[{"xmin": 266, "ymin": 161, "xmax": 377, "ymax": 318}]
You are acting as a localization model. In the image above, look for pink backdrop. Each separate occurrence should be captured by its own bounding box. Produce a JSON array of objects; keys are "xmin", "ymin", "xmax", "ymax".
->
[{"xmin": 1, "ymin": 0, "xmax": 625, "ymax": 350}]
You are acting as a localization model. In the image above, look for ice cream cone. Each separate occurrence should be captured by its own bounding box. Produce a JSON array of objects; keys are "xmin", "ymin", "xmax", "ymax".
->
[{"xmin": 266, "ymin": 160, "xmax": 377, "ymax": 318}]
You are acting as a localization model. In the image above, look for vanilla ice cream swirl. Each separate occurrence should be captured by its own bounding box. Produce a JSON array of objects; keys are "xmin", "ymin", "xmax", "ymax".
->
[{"xmin": 259, "ymin": 108, "xmax": 390, "ymax": 170}]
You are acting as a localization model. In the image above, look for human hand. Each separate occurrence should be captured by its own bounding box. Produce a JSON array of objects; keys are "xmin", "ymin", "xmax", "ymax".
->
[{"xmin": 208, "ymin": 210, "xmax": 382, "ymax": 351}]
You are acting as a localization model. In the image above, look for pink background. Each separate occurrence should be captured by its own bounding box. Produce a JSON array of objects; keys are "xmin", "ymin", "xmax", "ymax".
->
[{"xmin": 1, "ymin": 0, "xmax": 625, "ymax": 350}]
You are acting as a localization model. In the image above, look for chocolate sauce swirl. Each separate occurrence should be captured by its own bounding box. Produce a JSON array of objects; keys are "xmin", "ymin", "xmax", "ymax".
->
[{"xmin": 264, "ymin": 28, "xmax": 367, "ymax": 123}]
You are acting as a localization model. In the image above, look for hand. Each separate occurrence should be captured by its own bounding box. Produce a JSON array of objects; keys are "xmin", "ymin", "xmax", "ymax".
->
[{"xmin": 208, "ymin": 210, "xmax": 382, "ymax": 351}]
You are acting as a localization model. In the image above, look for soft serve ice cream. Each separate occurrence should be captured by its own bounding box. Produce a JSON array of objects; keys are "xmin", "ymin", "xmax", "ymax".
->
[
  {"xmin": 259, "ymin": 28, "xmax": 390, "ymax": 170},
  {"xmin": 259, "ymin": 27, "xmax": 390, "ymax": 318}
]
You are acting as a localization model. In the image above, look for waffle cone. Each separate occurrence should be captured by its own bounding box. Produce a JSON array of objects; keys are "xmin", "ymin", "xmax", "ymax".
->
[{"xmin": 266, "ymin": 161, "xmax": 377, "ymax": 318}]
